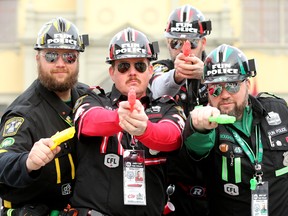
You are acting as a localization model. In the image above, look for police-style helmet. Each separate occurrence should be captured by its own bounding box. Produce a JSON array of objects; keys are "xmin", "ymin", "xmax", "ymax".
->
[
  {"xmin": 164, "ymin": 5, "xmax": 212, "ymax": 39},
  {"xmin": 203, "ymin": 44, "xmax": 257, "ymax": 84},
  {"xmin": 34, "ymin": 17, "xmax": 89, "ymax": 52},
  {"xmin": 106, "ymin": 27, "xmax": 159, "ymax": 64}
]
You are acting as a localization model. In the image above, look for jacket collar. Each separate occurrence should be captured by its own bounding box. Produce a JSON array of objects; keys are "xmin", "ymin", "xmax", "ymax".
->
[{"xmin": 36, "ymin": 79, "xmax": 78, "ymax": 125}]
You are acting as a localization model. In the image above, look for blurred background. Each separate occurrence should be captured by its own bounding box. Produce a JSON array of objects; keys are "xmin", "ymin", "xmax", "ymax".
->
[{"xmin": 0, "ymin": 0, "xmax": 288, "ymax": 118}]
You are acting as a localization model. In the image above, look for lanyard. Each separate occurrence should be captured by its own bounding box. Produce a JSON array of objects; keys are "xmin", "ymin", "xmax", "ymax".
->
[
  {"xmin": 227, "ymin": 125, "xmax": 263, "ymax": 165},
  {"xmin": 227, "ymin": 125, "xmax": 263, "ymax": 189}
]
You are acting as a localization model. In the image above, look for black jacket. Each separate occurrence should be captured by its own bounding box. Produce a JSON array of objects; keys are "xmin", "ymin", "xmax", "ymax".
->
[
  {"xmin": 150, "ymin": 54, "xmax": 210, "ymax": 216},
  {"xmin": 71, "ymin": 85, "xmax": 185, "ymax": 216},
  {"xmin": 184, "ymin": 94, "xmax": 288, "ymax": 216},
  {"xmin": 0, "ymin": 79, "xmax": 88, "ymax": 210}
]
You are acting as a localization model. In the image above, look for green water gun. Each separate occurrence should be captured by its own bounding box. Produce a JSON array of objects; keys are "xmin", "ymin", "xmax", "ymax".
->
[{"xmin": 208, "ymin": 114, "xmax": 236, "ymax": 124}]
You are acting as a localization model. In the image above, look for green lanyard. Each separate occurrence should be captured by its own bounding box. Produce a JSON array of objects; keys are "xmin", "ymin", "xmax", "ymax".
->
[{"xmin": 227, "ymin": 125, "xmax": 263, "ymax": 190}]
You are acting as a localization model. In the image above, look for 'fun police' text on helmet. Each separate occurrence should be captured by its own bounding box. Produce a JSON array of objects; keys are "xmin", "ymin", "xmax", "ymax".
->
[
  {"xmin": 203, "ymin": 44, "xmax": 257, "ymax": 84},
  {"xmin": 34, "ymin": 17, "xmax": 89, "ymax": 52},
  {"xmin": 164, "ymin": 5, "xmax": 212, "ymax": 39},
  {"xmin": 106, "ymin": 27, "xmax": 159, "ymax": 64}
]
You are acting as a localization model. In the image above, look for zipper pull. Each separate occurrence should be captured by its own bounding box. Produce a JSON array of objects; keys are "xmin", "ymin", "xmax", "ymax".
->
[
  {"xmin": 268, "ymin": 135, "xmax": 275, "ymax": 147},
  {"xmin": 230, "ymin": 151, "xmax": 234, "ymax": 166}
]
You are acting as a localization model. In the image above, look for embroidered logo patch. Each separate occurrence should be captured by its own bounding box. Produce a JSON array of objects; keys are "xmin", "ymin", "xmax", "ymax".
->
[
  {"xmin": 3, "ymin": 117, "xmax": 24, "ymax": 137},
  {"xmin": 266, "ymin": 112, "xmax": 281, "ymax": 125},
  {"xmin": 0, "ymin": 137, "xmax": 15, "ymax": 148},
  {"xmin": 73, "ymin": 95, "xmax": 88, "ymax": 113},
  {"xmin": 224, "ymin": 183, "xmax": 239, "ymax": 196},
  {"xmin": 153, "ymin": 64, "xmax": 169, "ymax": 73},
  {"xmin": 104, "ymin": 153, "xmax": 120, "ymax": 168},
  {"xmin": 61, "ymin": 183, "xmax": 72, "ymax": 195},
  {"xmin": 190, "ymin": 186, "xmax": 206, "ymax": 197},
  {"xmin": 283, "ymin": 152, "xmax": 288, "ymax": 166}
]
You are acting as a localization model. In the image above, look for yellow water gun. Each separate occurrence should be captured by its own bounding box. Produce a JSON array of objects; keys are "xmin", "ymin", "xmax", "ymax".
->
[{"xmin": 50, "ymin": 126, "xmax": 76, "ymax": 150}]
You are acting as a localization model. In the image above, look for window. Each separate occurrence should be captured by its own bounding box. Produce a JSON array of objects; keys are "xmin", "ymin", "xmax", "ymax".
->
[
  {"xmin": 242, "ymin": 0, "xmax": 287, "ymax": 45},
  {"xmin": 0, "ymin": 0, "xmax": 17, "ymax": 43}
]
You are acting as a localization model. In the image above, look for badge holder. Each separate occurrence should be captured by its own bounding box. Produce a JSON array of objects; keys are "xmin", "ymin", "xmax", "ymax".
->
[
  {"xmin": 123, "ymin": 136, "xmax": 146, "ymax": 205},
  {"xmin": 250, "ymin": 164, "xmax": 269, "ymax": 216},
  {"xmin": 163, "ymin": 184, "xmax": 175, "ymax": 215}
]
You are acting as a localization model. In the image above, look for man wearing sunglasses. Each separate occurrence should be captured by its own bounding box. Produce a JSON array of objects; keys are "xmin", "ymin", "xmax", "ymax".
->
[
  {"xmin": 0, "ymin": 17, "xmax": 89, "ymax": 215},
  {"xmin": 149, "ymin": 5, "xmax": 212, "ymax": 216},
  {"xmin": 150, "ymin": 4, "xmax": 212, "ymax": 116},
  {"xmin": 184, "ymin": 44, "xmax": 288, "ymax": 216},
  {"xmin": 70, "ymin": 27, "xmax": 185, "ymax": 216}
]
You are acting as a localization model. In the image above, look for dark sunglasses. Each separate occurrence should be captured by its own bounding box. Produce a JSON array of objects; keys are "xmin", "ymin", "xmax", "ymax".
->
[
  {"xmin": 117, "ymin": 62, "xmax": 147, "ymax": 73},
  {"xmin": 41, "ymin": 52, "xmax": 78, "ymax": 64},
  {"xmin": 170, "ymin": 39, "xmax": 200, "ymax": 50},
  {"xmin": 208, "ymin": 81, "xmax": 245, "ymax": 97}
]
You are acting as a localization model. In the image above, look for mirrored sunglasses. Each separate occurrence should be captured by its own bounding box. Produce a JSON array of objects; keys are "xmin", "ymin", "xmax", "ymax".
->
[
  {"xmin": 42, "ymin": 52, "xmax": 78, "ymax": 64},
  {"xmin": 169, "ymin": 39, "xmax": 200, "ymax": 50},
  {"xmin": 208, "ymin": 81, "xmax": 244, "ymax": 97},
  {"xmin": 117, "ymin": 62, "xmax": 147, "ymax": 73}
]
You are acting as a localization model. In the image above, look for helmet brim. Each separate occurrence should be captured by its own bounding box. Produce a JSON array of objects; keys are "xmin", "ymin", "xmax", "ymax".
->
[
  {"xmin": 164, "ymin": 32, "xmax": 202, "ymax": 39},
  {"xmin": 204, "ymin": 75, "xmax": 246, "ymax": 84}
]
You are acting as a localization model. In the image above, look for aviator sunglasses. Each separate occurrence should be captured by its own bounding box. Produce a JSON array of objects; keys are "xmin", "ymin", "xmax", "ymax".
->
[
  {"xmin": 208, "ymin": 80, "xmax": 245, "ymax": 97},
  {"xmin": 41, "ymin": 52, "xmax": 78, "ymax": 64},
  {"xmin": 170, "ymin": 39, "xmax": 200, "ymax": 50},
  {"xmin": 117, "ymin": 62, "xmax": 147, "ymax": 73}
]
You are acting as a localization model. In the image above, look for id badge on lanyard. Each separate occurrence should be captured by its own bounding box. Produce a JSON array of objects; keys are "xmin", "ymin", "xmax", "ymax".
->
[
  {"xmin": 123, "ymin": 149, "xmax": 146, "ymax": 205},
  {"xmin": 251, "ymin": 181, "xmax": 269, "ymax": 216}
]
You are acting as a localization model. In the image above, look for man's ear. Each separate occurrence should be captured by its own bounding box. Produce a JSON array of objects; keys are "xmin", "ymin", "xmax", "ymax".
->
[
  {"xmin": 109, "ymin": 66, "xmax": 115, "ymax": 82},
  {"xmin": 201, "ymin": 37, "xmax": 207, "ymax": 48},
  {"xmin": 36, "ymin": 53, "xmax": 40, "ymax": 61}
]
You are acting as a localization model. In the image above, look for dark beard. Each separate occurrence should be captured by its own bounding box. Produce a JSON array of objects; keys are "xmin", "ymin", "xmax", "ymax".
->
[
  {"xmin": 220, "ymin": 101, "xmax": 247, "ymax": 120},
  {"xmin": 38, "ymin": 63, "xmax": 79, "ymax": 92},
  {"xmin": 209, "ymin": 88, "xmax": 249, "ymax": 120}
]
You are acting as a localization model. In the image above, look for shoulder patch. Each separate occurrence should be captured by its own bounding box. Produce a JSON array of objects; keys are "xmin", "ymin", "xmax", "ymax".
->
[
  {"xmin": 73, "ymin": 95, "xmax": 88, "ymax": 113},
  {"xmin": 3, "ymin": 117, "xmax": 24, "ymax": 137},
  {"xmin": 0, "ymin": 137, "xmax": 15, "ymax": 148},
  {"xmin": 153, "ymin": 64, "xmax": 169, "ymax": 73}
]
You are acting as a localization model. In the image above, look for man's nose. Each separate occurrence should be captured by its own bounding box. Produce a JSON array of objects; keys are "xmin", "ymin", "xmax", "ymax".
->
[{"xmin": 55, "ymin": 55, "xmax": 66, "ymax": 67}]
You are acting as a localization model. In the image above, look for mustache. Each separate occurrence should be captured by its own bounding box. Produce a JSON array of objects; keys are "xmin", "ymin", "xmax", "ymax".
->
[
  {"xmin": 51, "ymin": 69, "xmax": 68, "ymax": 73},
  {"xmin": 126, "ymin": 78, "xmax": 141, "ymax": 84},
  {"xmin": 218, "ymin": 99, "xmax": 234, "ymax": 105}
]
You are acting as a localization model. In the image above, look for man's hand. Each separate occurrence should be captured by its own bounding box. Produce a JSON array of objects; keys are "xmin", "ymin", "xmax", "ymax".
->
[
  {"xmin": 118, "ymin": 100, "xmax": 148, "ymax": 136},
  {"xmin": 26, "ymin": 138, "xmax": 61, "ymax": 172},
  {"xmin": 174, "ymin": 53, "xmax": 204, "ymax": 84},
  {"xmin": 190, "ymin": 105, "xmax": 220, "ymax": 132}
]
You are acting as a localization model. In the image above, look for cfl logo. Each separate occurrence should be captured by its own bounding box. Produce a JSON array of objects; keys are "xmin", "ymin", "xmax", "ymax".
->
[{"xmin": 224, "ymin": 183, "xmax": 239, "ymax": 196}]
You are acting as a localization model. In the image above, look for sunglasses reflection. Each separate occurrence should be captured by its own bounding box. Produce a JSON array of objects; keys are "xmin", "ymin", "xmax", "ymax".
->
[
  {"xmin": 117, "ymin": 62, "xmax": 147, "ymax": 73},
  {"xmin": 208, "ymin": 81, "xmax": 244, "ymax": 97},
  {"xmin": 41, "ymin": 52, "xmax": 78, "ymax": 64},
  {"xmin": 170, "ymin": 39, "xmax": 200, "ymax": 50}
]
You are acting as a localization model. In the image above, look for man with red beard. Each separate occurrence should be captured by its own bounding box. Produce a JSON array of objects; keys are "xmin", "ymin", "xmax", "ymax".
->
[{"xmin": 0, "ymin": 17, "xmax": 88, "ymax": 215}]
